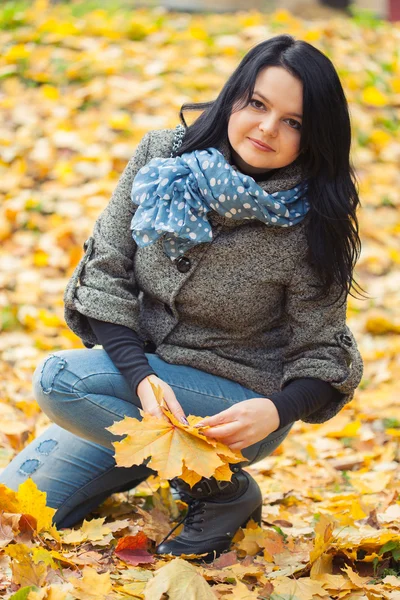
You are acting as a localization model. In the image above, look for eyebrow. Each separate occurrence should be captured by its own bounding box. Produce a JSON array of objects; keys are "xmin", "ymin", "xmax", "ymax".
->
[{"xmin": 253, "ymin": 90, "xmax": 303, "ymax": 119}]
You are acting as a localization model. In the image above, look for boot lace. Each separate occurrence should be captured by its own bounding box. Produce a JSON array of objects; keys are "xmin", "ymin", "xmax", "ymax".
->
[
  {"xmin": 184, "ymin": 499, "xmax": 206, "ymax": 533},
  {"xmin": 157, "ymin": 499, "xmax": 207, "ymax": 547}
]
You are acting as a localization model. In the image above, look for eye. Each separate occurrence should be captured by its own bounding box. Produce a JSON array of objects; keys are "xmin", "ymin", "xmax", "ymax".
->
[
  {"xmin": 285, "ymin": 118, "xmax": 302, "ymax": 131},
  {"xmin": 249, "ymin": 99, "xmax": 265, "ymax": 110}
]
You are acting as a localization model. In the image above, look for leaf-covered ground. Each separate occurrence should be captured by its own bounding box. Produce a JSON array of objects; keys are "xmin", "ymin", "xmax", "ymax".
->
[{"xmin": 0, "ymin": 1, "xmax": 400, "ymax": 598}]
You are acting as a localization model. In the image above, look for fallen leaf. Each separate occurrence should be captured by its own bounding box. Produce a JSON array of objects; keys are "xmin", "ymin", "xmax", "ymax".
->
[
  {"xmin": 144, "ymin": 558, "xmax": 216, "ymax": 600},
  {"xmin": 61, "ymin": 517, "xmax": 111, "ymax": 544},
  {"xmin": 69, "ymin": 567, "xmax": 112, "ymax": 600},
  {"xmin": 115, "ymin": 532, "xmax": 155, "ymax": 566}
]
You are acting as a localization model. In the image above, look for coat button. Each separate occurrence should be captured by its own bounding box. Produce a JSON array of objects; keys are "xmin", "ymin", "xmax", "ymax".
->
[
  {"xmin": 341, "ymin": 334, "xmax": 352, "ymax": 347},
  {"xmin": 144, "ymin": 340, "xmax": 157, "ymax": 353},
  {"xmin": 164, "ymin": 303, "xmax": 173, "ymax": 316},
  {"xmin": 176, "ymin": 256, "xmax": 191, "ymax": 273}
]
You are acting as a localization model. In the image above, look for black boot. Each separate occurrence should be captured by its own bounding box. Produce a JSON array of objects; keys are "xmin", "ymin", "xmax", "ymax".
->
[{"xmin": 155, "ymin": 466, "xmax": 262, "ymax": 560}]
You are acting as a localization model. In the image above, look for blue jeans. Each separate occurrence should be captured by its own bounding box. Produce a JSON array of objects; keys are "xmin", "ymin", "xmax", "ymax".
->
[{"xmin": 0, "ymin": 349, "xmax": 293, "ymax": 528}]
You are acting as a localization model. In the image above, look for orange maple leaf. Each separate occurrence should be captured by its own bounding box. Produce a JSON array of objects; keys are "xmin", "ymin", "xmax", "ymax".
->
[
  {"xmin": 115, "ymin": 532, "xmax": 154, "ymax": 566},
  {"xmin": 115, "ymin": 531, "xmax": 149, "ymax": 552}
]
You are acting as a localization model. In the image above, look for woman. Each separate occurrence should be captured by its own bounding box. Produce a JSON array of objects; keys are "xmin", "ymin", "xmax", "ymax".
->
[{"xmin": 0, "ymin": 34, "xmax": 363, "ymax": 560}]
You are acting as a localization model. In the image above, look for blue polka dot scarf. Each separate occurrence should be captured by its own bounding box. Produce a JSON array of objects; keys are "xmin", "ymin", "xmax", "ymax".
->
[{"xmin": 130, "ymin": 147, "xmax": 309, "ymax": 260}]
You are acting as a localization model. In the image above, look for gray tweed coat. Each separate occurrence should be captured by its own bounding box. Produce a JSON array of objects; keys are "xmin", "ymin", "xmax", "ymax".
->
[{"xmin": 64, "ymin": 126, "xmax": 363, "ymax": 424}]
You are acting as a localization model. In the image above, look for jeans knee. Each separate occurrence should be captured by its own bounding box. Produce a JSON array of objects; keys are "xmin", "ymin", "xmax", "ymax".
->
[{"xmin": 33, "ymin": 352, "xmax": 67, "ymax": 410}]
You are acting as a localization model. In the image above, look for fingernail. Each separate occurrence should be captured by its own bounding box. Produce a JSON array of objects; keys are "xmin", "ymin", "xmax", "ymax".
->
[
  {"xmin": 194, "ymin": 422, "xmax": 204, "ymax": 428},
  {"xmin": 180, "ymin": 416, "xmax": 189, "ymax": 426}
]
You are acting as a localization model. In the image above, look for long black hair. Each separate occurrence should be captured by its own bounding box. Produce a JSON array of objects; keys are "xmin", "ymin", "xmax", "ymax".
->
[{"xmin": 172, "ymin": 34, "xmax": 365, "ymax": 304}]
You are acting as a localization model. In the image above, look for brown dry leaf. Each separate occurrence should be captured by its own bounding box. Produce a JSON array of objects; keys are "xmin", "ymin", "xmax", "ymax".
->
[
  {"xmin": 0, "ymin": 513, "xmax": 21, "ymax": 548},
  {"xmin": 135, "ymin": 506, "xmax": 172, "ymax": 545},
  {"xmin": 143, "ymin": 558, "xmax": 216, "ymax": 600}
]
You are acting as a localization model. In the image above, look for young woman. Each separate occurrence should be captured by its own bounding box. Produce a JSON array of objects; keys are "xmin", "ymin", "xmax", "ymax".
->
[{"xmin": 1, "ymin": 34, "xmax": 363, "ymax": 560}]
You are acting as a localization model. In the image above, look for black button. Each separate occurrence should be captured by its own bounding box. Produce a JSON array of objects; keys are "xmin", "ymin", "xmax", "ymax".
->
[
  {"xmin": 144, "ymin": 340, "xmax": 156, "ymax": 353},
  {"xmin": 176, "ymin": 256, "xmax": 191, "ymax": 273},
  {"xmin": 341, "ymin": 334, "xmax": 352, "ymax": 347},
  {"xmin": 164, "ymin": 303, "xmax": 173, "ymax": 316}
]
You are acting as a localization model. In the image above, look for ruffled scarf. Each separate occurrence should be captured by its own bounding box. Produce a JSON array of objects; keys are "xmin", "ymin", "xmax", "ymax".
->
[{"xmin": 130, "ymin": 141, "xmax": 309, "ymax": 260}]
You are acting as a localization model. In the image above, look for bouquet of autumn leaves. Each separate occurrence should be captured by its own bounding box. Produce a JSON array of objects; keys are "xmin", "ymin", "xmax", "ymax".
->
[{"xmin": 107, "ymin": 381, "xmax": 244, "ymax": 486}]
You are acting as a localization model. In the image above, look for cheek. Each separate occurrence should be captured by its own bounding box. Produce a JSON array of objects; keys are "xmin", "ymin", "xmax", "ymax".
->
[
  {"xmin": 228, "ymin": 112, "xmax": 250, "ymax": 145},
  {"xmin": 284, "ymin": 131, "xmax": 301, "ymax": 157},
  {"xmin": 227, "ymin": 115, "xmax": 241, "ymax": 145}
]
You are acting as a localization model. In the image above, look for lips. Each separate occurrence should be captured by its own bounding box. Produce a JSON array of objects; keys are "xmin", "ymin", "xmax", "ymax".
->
[{"xmin": 248, "ymin": 137, "xmax": 275, "ymax": 152}]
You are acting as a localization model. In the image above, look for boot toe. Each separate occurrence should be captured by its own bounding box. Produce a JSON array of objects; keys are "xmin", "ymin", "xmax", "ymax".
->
[
  {"xmin": 156, "ymin": 538, "xmax": 205, "ymax": 556},
  {"xmin": 156, "ymin": 535, "xmax": 232, "ymax": 558}
]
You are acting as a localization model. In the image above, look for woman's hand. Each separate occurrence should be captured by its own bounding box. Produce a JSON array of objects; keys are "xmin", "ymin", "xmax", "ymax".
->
[
  {"xmin": 136, "ymin": 374, "xmax": 189, "ymax": 425},
  {"xmin": 194, "ymin": 398, "xmax": 280, "ymax": 451}
]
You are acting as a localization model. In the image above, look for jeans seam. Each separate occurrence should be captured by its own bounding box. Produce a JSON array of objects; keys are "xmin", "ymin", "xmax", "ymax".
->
[
  {"xmin": 71, "ymin": 372, "xmax": 126, "ymax": 394},
  {"xmin": 74, "ymin": 394, "xmax": 131, "ymax": 421}
]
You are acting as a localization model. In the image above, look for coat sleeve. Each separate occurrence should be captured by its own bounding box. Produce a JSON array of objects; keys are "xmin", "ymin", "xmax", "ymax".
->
[
  {"xmin": 281, "ymin": 231, "xmax": 364, "ymax": 424},
  {"xmin": 63, "ymin": 132, "xmax": 152, "ymax": 348}
]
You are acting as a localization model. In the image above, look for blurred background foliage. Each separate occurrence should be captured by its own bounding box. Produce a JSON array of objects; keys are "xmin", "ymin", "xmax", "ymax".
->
[{"xmin": 0, "ymin": 3, "xmax": 400, "ymax": 594}]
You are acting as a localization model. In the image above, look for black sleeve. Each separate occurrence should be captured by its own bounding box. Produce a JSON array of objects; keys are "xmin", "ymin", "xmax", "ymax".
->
[
  {"xmin": 267, "ymin": 378, "xmax": 344, "ymax": 429},
  {"xmin": 87, "ymin": 316, "xmax": 341, "ymax": 426},
  {"xmin": 87, "ymin": 317, "xmax": 157, "ymax": 397}
]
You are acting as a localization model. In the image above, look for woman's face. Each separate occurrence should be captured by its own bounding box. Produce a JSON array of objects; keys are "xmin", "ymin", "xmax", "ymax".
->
[{"xmin": 227, "ymin": 66, "xmax": 303, "ymax": 176}]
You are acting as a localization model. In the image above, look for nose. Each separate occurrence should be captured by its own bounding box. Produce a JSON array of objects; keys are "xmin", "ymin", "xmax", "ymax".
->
[{"xmin": 258, "ymin": 114, "xmax": 278, "ymax": 138}]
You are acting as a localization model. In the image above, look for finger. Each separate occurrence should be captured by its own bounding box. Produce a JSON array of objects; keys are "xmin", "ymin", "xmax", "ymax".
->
[
  {"xmin": 162, "ymin": 390, "xmax": 189, "ymax": 426},
  {"xmin": 140, "ymin": 396, "xmax": 167, "ymax": 420},
  {"xmin": 146, "ymin": 406, "xmax": 166, "ymax": 420},
  {"xmin": 227, "ymin": 441, "xmax": 245, "ymax": 451},
  {"xmin": 194, "ymin": 407, "xmax": 236, "ymax": 429},
  {"xmin": 201, "ymin": 422, "xmax": 240, "ymax": 440}
]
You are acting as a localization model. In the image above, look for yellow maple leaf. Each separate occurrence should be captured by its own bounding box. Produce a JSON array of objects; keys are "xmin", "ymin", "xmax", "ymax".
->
[
  {"xmin": 6, "ymin": 543, "xmax": 48, "ymax": 588},
  {"xmin": 16, "ymin": 479, "xmax": 58, "ymax": 538},
  {"xmin": 107, "ymin": 382, "xmax": 243, "ymax": 486},
  {"xmin": 347, "ymin": 471, "xmax": 392, "ymax": 494},
  {"xmin": 28, "ymin": 587, "xmax": 68, "ymax": 600},
  {"xmin": 143, "ymin": 558, "xmax": 216, "ymax": 600},
  {"xmin": 62, "ymin": 517, "xmax": 112, "ymax": 544},
  {"xmin": 235, "ymin": 519, "xmax": 265, "ymax": 556},
  {"xmin": 0, "ymin": 480, "xmax": 58, "ymax": 539},
  {"xmin": 272, "ymin": 575, "xmax": 329, "ymax": 600},
  {"xmin": 309, "ymin": 514, "xmax": 336, "ymax": 564},
  {"xmin": 69, "ymin": 567, "xmax": 112, "ymax": 600},
  {"xmin": 0, "ymin": 484, "xmax": 21, "ymax": 513}
]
